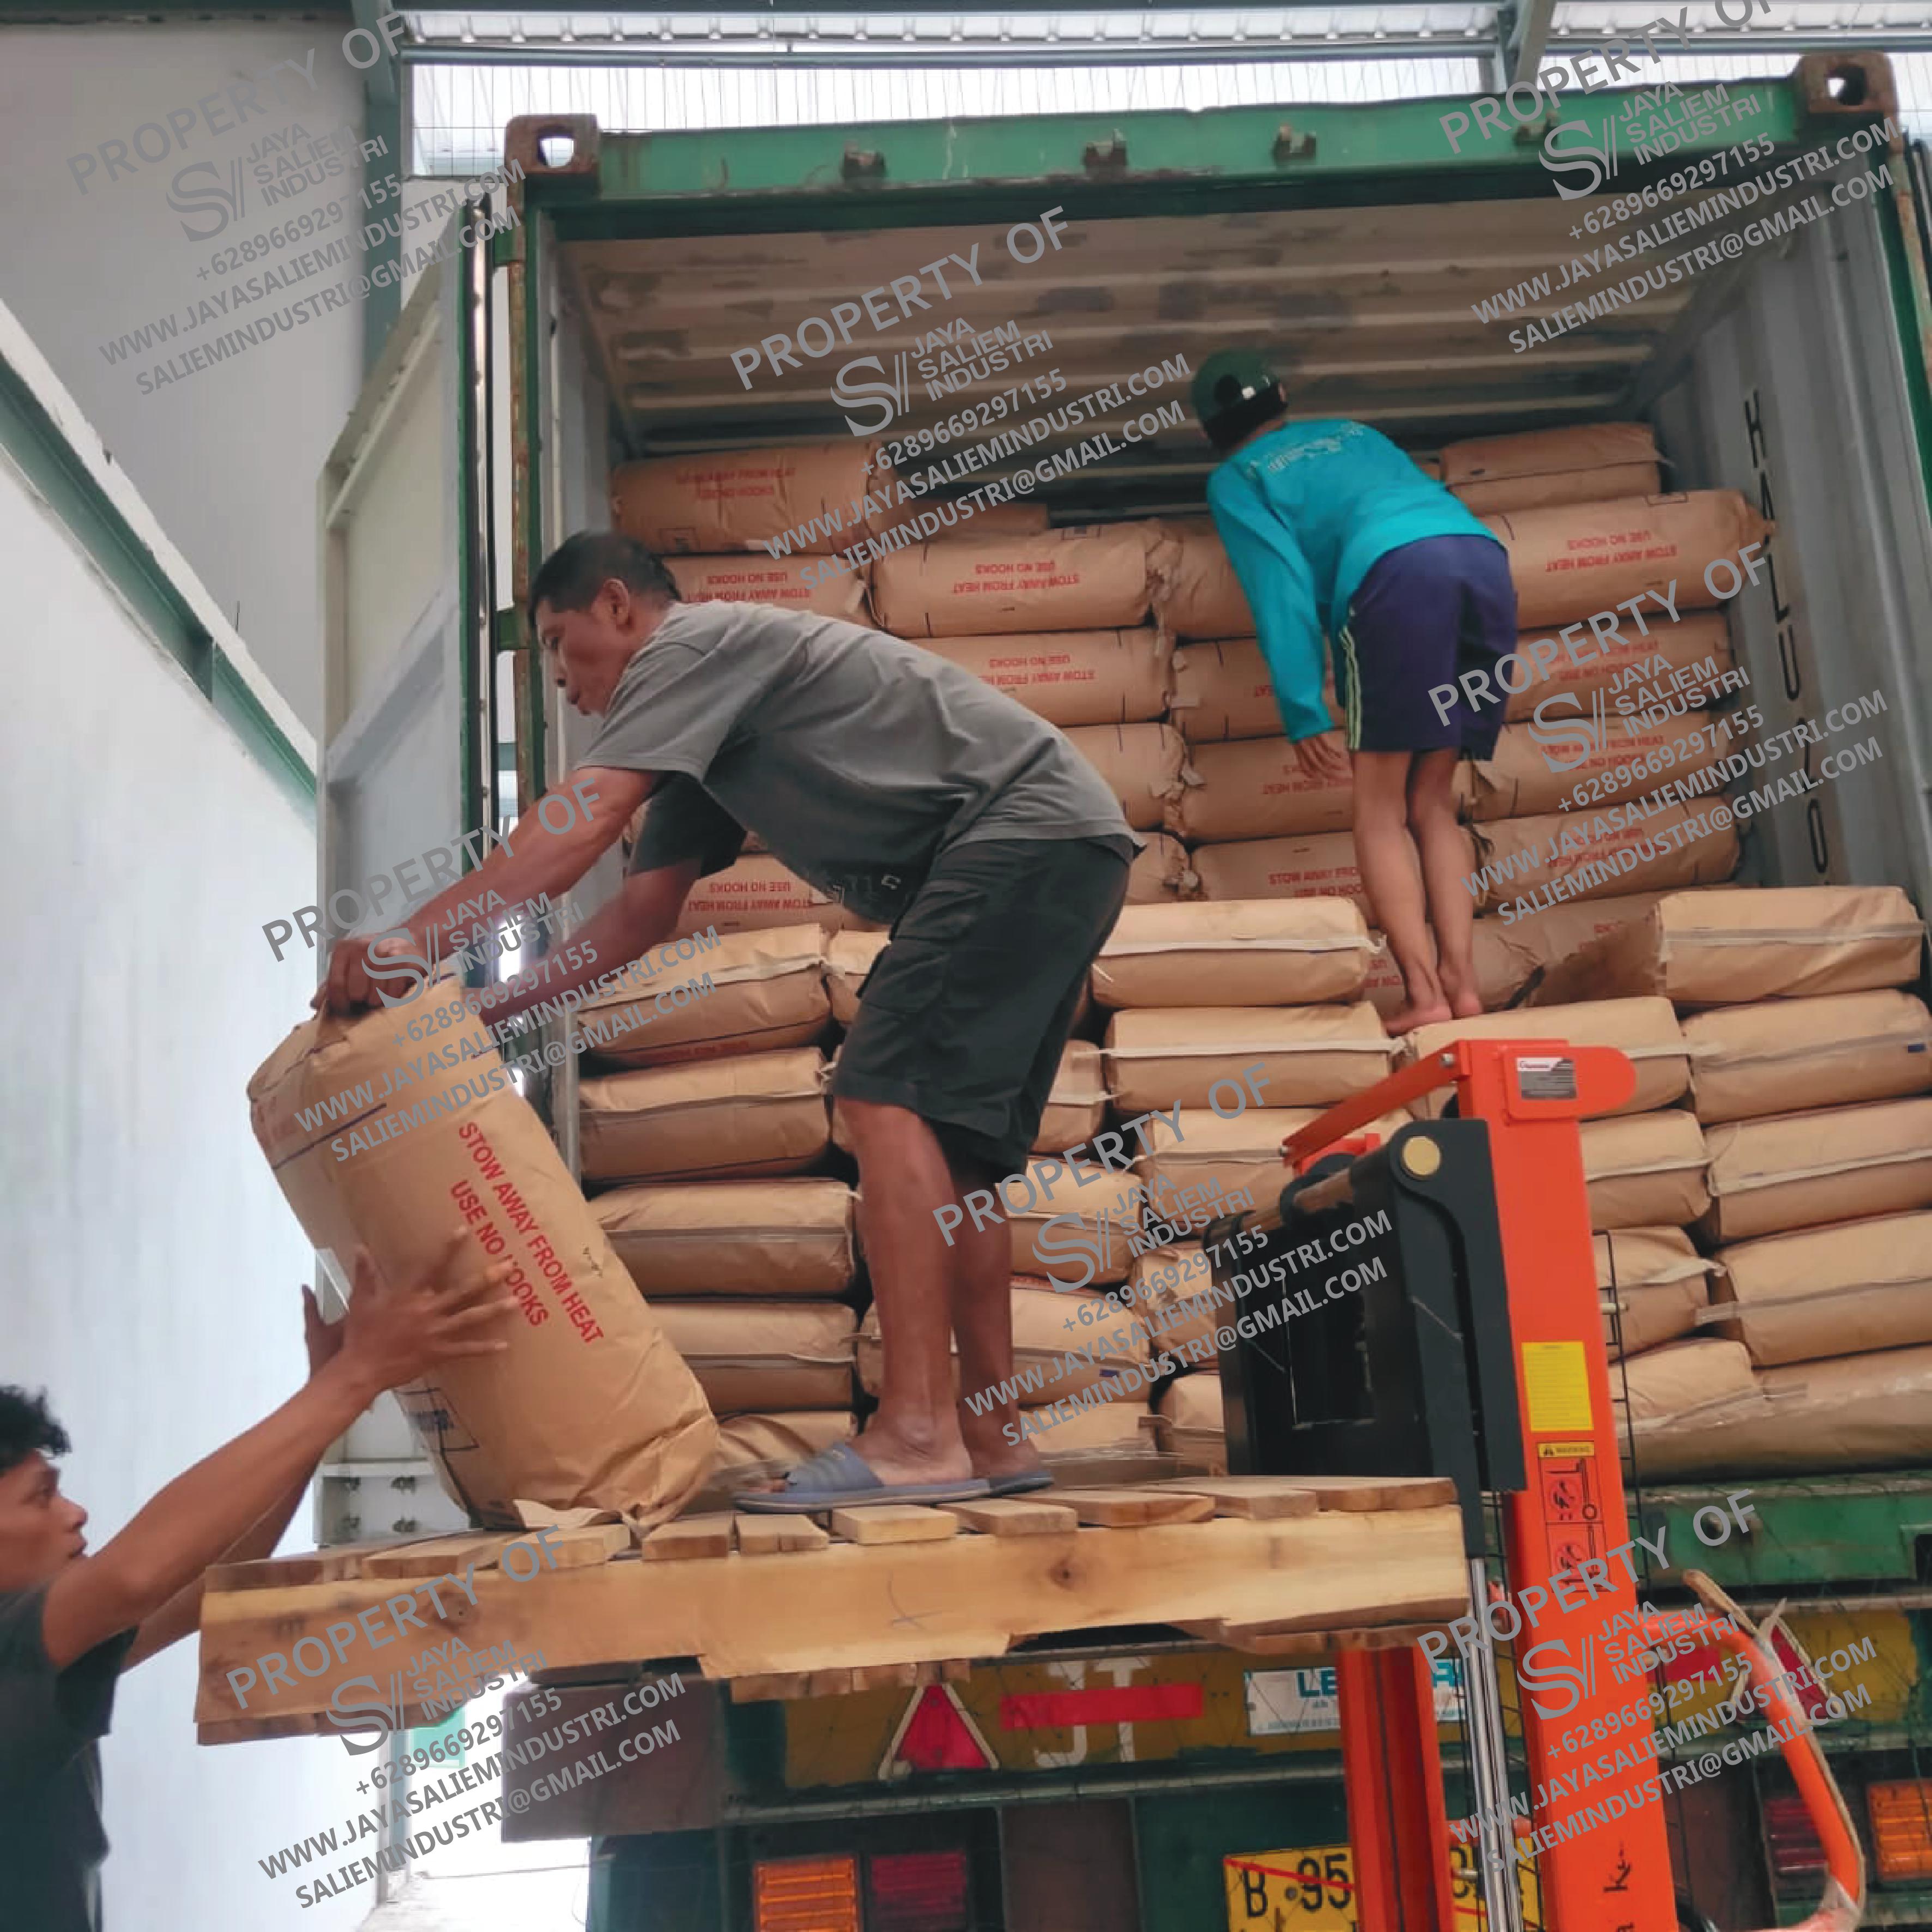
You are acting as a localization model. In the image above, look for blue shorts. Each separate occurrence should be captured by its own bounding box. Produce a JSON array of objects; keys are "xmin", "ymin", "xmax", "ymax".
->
[{"xmin": 1334, "ymin": 534, "xmax": 1517, "ymax": 755}]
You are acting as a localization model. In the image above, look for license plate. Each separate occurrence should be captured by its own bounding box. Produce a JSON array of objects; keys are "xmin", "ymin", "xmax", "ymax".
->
[{"xmin": 1223, "ymin": 1840, "xmax": 1543, "ymax": 1929}]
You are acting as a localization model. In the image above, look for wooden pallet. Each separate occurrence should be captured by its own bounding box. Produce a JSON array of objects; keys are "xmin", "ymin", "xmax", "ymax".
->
[{"xmin": 194, "ymin": 1478, "xmax": 1465, "ymax": 1744}]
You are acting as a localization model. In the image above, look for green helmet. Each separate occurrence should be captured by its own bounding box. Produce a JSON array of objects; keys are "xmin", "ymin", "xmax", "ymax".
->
[{"xmin": 1191, "ymin": 348, "xmax": 1284, "ymax": 444}]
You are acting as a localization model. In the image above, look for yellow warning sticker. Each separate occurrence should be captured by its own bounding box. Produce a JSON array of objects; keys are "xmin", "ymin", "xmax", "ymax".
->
[
  {"xmin": 1537, "ymin": 1440, "xmax": 1597, "ymax": 1459},
  {"xmin": 1522, "ymin": 1342, "xmax": 1593, "ymax": 1434}
]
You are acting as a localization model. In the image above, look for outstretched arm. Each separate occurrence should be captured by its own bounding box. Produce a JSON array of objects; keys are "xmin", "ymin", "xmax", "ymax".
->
[
  {"xmin": 44, "ymin": 1234, "xmax": 517, "ymax": 1673},
  {"xmin": 318, "ymin": 766, "xmax": 658, "ymax": 1014}
]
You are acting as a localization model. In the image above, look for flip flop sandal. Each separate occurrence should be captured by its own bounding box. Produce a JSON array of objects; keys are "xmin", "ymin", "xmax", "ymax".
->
[
  {"xmin": 986, "ymin": 1471, "xmax": 1055, "ymax": 1497},
  {"xmin": 733, "ymin": 1439, "xmax": 993, "ymax": 1514}
]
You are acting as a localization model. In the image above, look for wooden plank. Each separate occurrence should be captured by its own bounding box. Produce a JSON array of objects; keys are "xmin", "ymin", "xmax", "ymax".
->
[
  {"xmin": 195, "ymin": 1508, "xmax": 1468, "ymax": 1727},
  {"xmin": 542, "ymin": 1522, "xmax": 633, "ymax": 1568},
  {"xmin": 1151, "ymin": 1479, "xmax": 1321, "ymax": 1521},
  {"xmin": 205, "ymin": 1535, "xmax": 451, "ymax": 1592},
  {"xmin": 850, "ymin": 1662, "xmax": 921, "ymax": 1692},
  {"xmin": 1157, "ymin": 1474, "xmax": 1454, "ymax": 1513},
  {"xmin": 730, "ymin": 1673, "xmax": 813, "ymax": 1703},
  {"xmin": 940, "ymin": 1498, "xmax": 1079, "ymax": 1537},
  {"xmin": 359, "ymin": 1533, "xmax": 513, "ymax": 1580},
  {"xmin": 829, "ymin": 1505, "xmax": 959, "ymax": 1545},
  {"xmin": 1052, "ymin": 1487, "xmax": 1217, "ymax": 1528},
  {"xmin": 805, "ymin": 1668, "xmax": 855, "ymax": 1696},
  {"xmin": 734, "ymin": 1514, "xmax": 830, "ymax": 1556},
  {"xmin": 641, "ymin": 1516, "xmax": 735, "ymax": 1562},
  {"xmin": 1210, "ymin": 1592, "xmax": 1471, "ymax": 1646},
  {"xmin": 940, "ymin": 1660, "xmax": 974, "ymax": 1683}
]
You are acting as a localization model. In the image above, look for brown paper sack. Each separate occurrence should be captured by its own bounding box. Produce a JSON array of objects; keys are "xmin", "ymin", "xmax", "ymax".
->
[
  {"xmin": 1412, "ymin": 453, "xmax": 1444, "ymax": 481},
  {"xmin": 663, "ymin": 553, "xmax": 870, "ymax": 624},
  {"xmin": 1579, "ymin": 1110, "xmax": 1709, "ymax": 1230},
  {"xmin": 712, "ymin": 1412, "xmax": 853, "ymax": 1482},
  {"xmin": 1128, "ymin": 832, "xmax": 1200, "ymax": 904},
  {"xmin": 1129, "ymin": 1245, "xmax": 1217, "ymax": 1356},
  {"xmin": 825, "ymin": 930, "xmax": 889, "ymax": 1027},
  {"xmin": 1612, "ymin": 1338, "xmax": 1758, "ymax": 1428},
  {"xmin": 872, "ymin": 526, "xmax": 1155, "ymax": 637},
  {"xmin": 1093, "ymin": 898, "xmax": 1375, "ymax": 1010},
  {"xmin": 1150, "ymin": 518, "xmax": 1253, "ymax": 639},
  {"xmin": 577, "ymin": 925, "xmax": 830, "ymax": 1069},
  {"xmin": 1502, "ymin": 612, "xmax": 1732, "ymax": 721},
  {"xmin": 1007, "ymin": 1165, "xmax": 1145, "ymax": 1287},
  {"xmin": 1061, "ymin": 721, "xmax": 1187, "ymax": 831},
  {"xmin": 1460, "ymin": 714, "xmax": 1720, "ymax": 822},
  {"xmin": 1168, "ymin": 639, "xmax": 1343, "ymax": 745},
  {"xmin": 1040, "ymin": 1404, "xmax": 1157, "ymax": 1458},
  {"xmin": 1104, "ymin": 1004, "xmax": 1395, "ymax": 1113},
  {"xmin": 1155, "ymin": 1374, "xmax": 1227, "ymax": 1471},
  {"xmin": 1598, "ymin": 1227, "xmax": 1713, "ymax": 1360},
  {"xmin": 1531, "ymin": 885, "xmax": 1927, "ymax": 1009},
  {"xmin": 674, "ymin": 855, "xmax": 876, "ymax": 939},
  {"xmin": 1699, "ymin": 1095, "xmax": 1932, "ymax": 1242},
  {"xmin": 1134, "ymin": 1107, "xmax": 1410, "ymax": 1219},
  {"xmin": 915, "ymin": 629, "xmax": 1170, "ymax": 727},
  {"xmin": 1171, "ymin": 638, "xmax": 1277, "ymax": 742},
  {"xmin": 1481, "ymin": 492, "xmax": 1773, "ymax": 631},
  {"xmin": 1361, "ymin": 944, "xmax": 1409, "ymax": 1024},
  {"xmin": 594, "ymin": 1177, "xmax": 855, "ymax": 1296},
  {"xmin": 1192, "ymin": 831, "xmax": 1386, "ymax": 925},
  {"xmin": 578, "ymin": 1049, "xmax": 830, "ymax": 1185},
  {"xmin": 248, "ymin": 981, "xmax": 716, "ymax": 1529},
  {"xmin": 611, "ymin": 442, "xmax": 894, "ymax": 554},
  {"xmin": 1472, "ymin": 803, "xmax": 1738, "ymax": 916},
  {"xmin": 856, "ymin": 1287, "xmax": 1148, "ymax": 1404},
  {"xmin": 1036, "ymin": 1041, "xmax": 1109, "ymax": 1153},
  {"xmin": 1442, "ymin": 424, "xmax": 1662, "ymax": 515},
  {"xmin": 654, "ymin": 1302, "xmax": 856, "ymax": 1413},
  {"xmin": 1704, "ymin": 1210, "xmax": 1932, "ymax": 1366},
  {"xmin": 1470, "ymin": 892, "xmax": 1674, "ymax": 1010},
  {"xmin": 1685, "ymin": 989, "xmax": 1932, "ymax": 1124},
  {"xmin": 1403, "ymin": 997, "xmax": 1688, "ymax": 1120},
  {"xmin": 949, "ymin": 500, "xmax": 1052, "ymax": 535},
  {"xmin": 1168, "ymin": 736, "xmax": 1352, "ymax": 842},
  {"xmin": 1627, "ymin": 1344, "xmax": 1932, "ymax": 1482}
]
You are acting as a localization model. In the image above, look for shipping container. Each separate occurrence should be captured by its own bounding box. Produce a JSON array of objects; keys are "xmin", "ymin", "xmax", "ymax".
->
[{"xmin": 313, "ymin": 51, "xmax": 1932, "ymax": 1930}]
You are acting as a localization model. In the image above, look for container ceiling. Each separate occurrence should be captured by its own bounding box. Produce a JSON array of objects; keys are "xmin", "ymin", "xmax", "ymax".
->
[{"xmin": 562, "ymin": 196, "xmax": 1683, "ymax": 512}]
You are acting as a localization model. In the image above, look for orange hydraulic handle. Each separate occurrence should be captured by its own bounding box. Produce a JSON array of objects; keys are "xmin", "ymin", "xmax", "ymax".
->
[{"xmin": 1639, "ymin": 1601, "xmax": 1864, "ymax": 1932}]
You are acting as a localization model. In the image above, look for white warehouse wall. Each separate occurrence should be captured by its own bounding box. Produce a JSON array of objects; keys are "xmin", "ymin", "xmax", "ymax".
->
[
  {"xmin": 1, "ymin": 392, "xmax": 365, "ymax": 1926},
  {"xmin": 0, "ymin": 22, "xmax": 370, "ymax": 736}
]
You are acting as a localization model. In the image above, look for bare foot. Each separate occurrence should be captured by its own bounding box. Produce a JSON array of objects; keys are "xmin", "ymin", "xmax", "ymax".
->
[
  {"xmin": 1383, "ymin": 998, "xmax": 1454, "ymax": 1036},
  {"xmin": 847, "ymin": 1420, "xmax": 975, "ymax": 1489},
  {"xmin": 959, "ymin": 1405, "xmax": 1046, "ymax": 1484},
  {"xmin": 1441, "ymin": 977, "xmax": 1486, "ymax": 1019}
]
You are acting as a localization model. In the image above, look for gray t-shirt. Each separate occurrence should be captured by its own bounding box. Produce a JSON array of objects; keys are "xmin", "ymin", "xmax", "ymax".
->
[
  {"xmin": 0, "ymin": 1586, "xmax": 136, "ymax": 1932},
  {"xmin": 582, "ymin": 600, "xmax": 1140, "ymax": 925}
]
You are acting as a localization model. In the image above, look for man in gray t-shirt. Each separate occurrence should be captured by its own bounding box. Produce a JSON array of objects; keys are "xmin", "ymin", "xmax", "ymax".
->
[{"xmin": 323, "ymin": 529, "xmax": 1139, "ymax": 1511}]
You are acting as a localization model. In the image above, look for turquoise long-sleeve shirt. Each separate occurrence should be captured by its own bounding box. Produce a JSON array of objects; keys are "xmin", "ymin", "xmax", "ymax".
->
[{"xmin": 1204, "ymin": 418, "xmax": 1505, "ymax": 741}]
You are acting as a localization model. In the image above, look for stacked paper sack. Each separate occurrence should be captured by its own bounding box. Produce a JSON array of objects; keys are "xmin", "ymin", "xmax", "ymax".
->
[{"xmin": 1517, "ymin": 885, "xmax": 1932, "ymax": 1482}]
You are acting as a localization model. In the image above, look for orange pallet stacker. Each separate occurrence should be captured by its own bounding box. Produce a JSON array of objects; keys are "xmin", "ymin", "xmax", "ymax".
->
[{"xmin": 1208, "ymin": 1037, "xmax": 1863, "ymax": 1932}]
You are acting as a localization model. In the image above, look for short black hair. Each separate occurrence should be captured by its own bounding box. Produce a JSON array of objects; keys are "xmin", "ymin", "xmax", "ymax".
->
[
  {"xmin": 528, "ymin": 530, "xmax": 682, "ymax": 630},
  {"xmin": 1204, "ymin": 379, "xmax": 1288, "ymax": 452},
  {"xmin": 0, "ymin": 1388, "xmax": 69, "ymax": 1480}
]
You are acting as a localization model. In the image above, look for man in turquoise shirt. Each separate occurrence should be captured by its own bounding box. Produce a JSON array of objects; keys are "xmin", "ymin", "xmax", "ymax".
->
[{"xmin": 1193, "ymin": 349, "xmax": 1517, "ymax": 1031}]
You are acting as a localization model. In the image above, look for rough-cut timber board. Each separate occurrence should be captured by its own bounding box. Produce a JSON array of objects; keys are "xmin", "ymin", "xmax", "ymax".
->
[
  {"xmin": 360, "ymin": 1534, "xmax": 512, "ymax": 1580},
  {"xmin": 940, "ymin": 1499, "xmax": 1079, "ymax": 1536},
  {"xmin": 733, "ymin": 1514, "xmax": 829, "ymax": 1556},
  {"xmin": 1152, "ymin": 1480, "xmax": 1321, "ymax": 1520},
  {"xmin": 829, "ymin": 1506, "xmax": 959, "ymax": 1545},
  {"xmin": 642, "ymin": 1516, "xmax": 735, "ymax": 1562},
  {"xmin": 205, "ymin": 1535, "xmax": 451, "ymax": 1592},
  {"xmin": 1159, "ymin": 1475, "xmax": 1457, "ymax": 1513},
  {"xmin": 1053, "ymin": 1488, "xmax": 1217, "ymax": 1527},
  {"xmin": 545, "ymin": 1523, "xmax": 633, "ymax": 1567},
  {"xmin": 195, "ymin": 1505, "xmax": 1466, "ymax": 1739}
]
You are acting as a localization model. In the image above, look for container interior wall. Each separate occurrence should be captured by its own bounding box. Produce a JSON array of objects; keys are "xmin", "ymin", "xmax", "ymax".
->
[{"xmin": 1650, "ymin": 182, "xmax": 1932, "ymax": 913}]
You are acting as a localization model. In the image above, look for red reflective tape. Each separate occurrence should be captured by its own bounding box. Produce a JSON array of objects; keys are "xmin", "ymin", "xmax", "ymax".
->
[{"xmin": 999, "ymin": 1684, "xmax": 1203, "ymax": 1729}]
